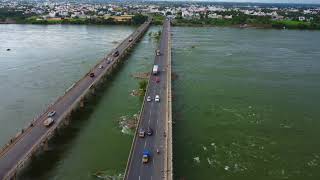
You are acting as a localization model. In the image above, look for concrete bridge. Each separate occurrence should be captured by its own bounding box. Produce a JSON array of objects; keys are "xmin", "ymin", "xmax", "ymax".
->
[
  {"xmin": 124, "ymin": 18, "xmax": 173, "ymax": 180},
  {"xmin": 0, "ymin": 19, "xmax": 151, "ymax": 180}
]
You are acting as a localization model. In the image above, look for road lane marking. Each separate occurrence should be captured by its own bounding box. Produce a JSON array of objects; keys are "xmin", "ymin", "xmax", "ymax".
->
[
  {"xmin": 144, "ymin": 140, "xmax": 147, "ymax": 149},
  {"xmin": 139, "ymin": 176, "xmax": 141, "ymax": 180}
]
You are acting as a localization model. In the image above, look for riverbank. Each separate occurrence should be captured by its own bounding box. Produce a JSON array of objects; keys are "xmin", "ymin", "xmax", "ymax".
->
[
  {"xmin": 172, "ymin": 19, "xmax": 320, "ymax": 30},
  {"xmin": 0, "ymin": 14, "xmax": 149, "ymax": 25}
]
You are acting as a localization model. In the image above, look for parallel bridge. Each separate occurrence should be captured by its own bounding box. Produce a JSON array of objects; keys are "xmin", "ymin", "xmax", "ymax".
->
[
  {"xmin": 0, "ymin": 19, "xmax": 151, "ymax": 180},
  {"xmin": 124, "ymin": 18, "xmax": 173, "ymax": 180}
]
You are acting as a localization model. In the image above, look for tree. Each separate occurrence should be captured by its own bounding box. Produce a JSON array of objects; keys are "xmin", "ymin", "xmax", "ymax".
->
[
  {"xmin": 132, "ymin": 14, "xmax": 148, "ymax": 25},
  {"xmin": 176, "ymin": 11, "xmax": 182, "ymax": 19},
  {"xmin": 166, "ymin": 11, "xmax": 172, "ymax": 16}
]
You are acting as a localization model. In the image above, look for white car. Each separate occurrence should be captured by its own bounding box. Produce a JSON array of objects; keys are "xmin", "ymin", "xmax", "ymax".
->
[
  {"xmin": 147, "ymin": 96, "xmax": 151, "ymax": 102},
  {"xmin": 155, "ymin": 95, "xmax": 160, "ymax": 102},
  {"xmin": 47, "ymin": 111, "xmax": 56, "ymax": 117}
]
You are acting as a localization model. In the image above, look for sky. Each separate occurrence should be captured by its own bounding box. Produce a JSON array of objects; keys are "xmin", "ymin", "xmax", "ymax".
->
[{"xmin": 155, "ymin": 0, "xmax": 320, "ymax": 4}]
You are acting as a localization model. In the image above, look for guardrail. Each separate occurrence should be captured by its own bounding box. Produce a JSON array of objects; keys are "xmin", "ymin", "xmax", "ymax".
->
[
  {"xmin": 0, "ymin": 19, "xmax": 151, "ymax": 180},
  {"xmin": 166, "ymin": 20, "xmax": 173, "ymax": 180}
]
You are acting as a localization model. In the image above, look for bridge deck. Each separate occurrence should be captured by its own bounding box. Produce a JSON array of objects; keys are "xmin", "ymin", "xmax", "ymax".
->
[
  {"xmin": 0, "ymin": 19, "xmax": 151, "ymax": 180},
  {"xmin": 124, "ymin": 19, "xmax": 172, "ymax": 180}
]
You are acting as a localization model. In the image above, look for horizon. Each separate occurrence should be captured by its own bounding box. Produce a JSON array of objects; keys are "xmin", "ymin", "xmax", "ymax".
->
[{"xmin": 146, "ymin": 0, "xmax": 320, "ymax": 5}]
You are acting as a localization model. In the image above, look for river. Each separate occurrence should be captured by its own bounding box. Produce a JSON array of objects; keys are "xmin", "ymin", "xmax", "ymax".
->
[
  {"xmin": 1, "ymin": 24, "xmax": 320, "ymax": 180},
  {"xmin": 172, "ymin": 27, "xmax": 320, "ymax": 180},
  {"xmin": 0, "ymin": 24, "xmax": 160, "ymax": 179}
]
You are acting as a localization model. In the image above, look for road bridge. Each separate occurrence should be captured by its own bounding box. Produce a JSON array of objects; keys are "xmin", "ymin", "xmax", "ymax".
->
[
  {"xmin": 124, "ymin": 18, "xmax": 173, "ymax": 180},
  {"xmin": 0, "ymin": 19, "xmax": 151, "ymax": 180}
]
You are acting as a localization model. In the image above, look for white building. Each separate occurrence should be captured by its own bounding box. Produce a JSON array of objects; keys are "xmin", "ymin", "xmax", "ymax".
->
[{"xmin": 299, "ymin": 16, "xmax": 306, "ymax": 21}]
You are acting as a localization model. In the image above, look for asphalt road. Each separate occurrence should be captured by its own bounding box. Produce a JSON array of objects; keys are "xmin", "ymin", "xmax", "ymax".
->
[
  {"xmin": 125, "ymin": 19, "xmax": 171, "ymax": 180},
  {"xmin": 0, "ymin": 20, "xmax": 151, "ymax": 179}
]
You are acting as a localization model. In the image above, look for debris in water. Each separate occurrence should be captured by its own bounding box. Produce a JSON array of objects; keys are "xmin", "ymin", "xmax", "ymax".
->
[
  {"xmin": 202, "ymin": 146, "xmax": 207, "ymax": 151},
  {"xmin": 193, "ymin": 157, "xmax": 200, "ymax": 163},
  {"xmin": 224, "ymin": 166, "xmax": 230, "ymax": 171},
  {"xmin": 92, "ymin": 170, "xmax": 123, "ymax": 180},
  {"xmin": 130, "ymin": 89, "xmax": 142, "ymax": 96},
  {"xmin": 111, "ymin": 41, "xmax": 119, "ymax": 44},
  {"xmin": 207, "ymin": 158, "xmax": 213, "ymax": 165},
  {"xmin": 118, "ymin": 113, "xmax": 139, "ymax": 135},
  {"xmin": 131, "ymin": 72, "xmax": 150, "ymax": 79}
]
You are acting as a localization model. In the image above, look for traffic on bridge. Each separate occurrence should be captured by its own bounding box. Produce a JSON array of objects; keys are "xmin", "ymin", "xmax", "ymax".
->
[
  {"xmin": 0, "ymin": 19, "xmax": 151, "ymax": 180},
  {"xmin": 124, "ymin": 18, "xmax": 172, "ymax": 180}
]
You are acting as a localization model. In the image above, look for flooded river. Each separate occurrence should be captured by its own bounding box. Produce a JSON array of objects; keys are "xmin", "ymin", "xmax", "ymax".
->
[{"xmin": 172, "ymin": 27, "xmax": 320, "ymax": 180}]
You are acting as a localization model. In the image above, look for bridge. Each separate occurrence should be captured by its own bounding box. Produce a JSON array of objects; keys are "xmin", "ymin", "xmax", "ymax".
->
[
  {"xmin": 124, "ymin": 18, "xmax": 173, "ymax": 180},
  {"xmin": 0, "ymin": 19, "xmax": 151, "ymax": 180}
]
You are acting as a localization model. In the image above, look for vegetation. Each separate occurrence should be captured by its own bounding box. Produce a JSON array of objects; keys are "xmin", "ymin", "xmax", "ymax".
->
[
  {"xmin": 151, "ymin": 14, "xmax": 165, "ymax": 25},
  {"xmin": 1, "ymin": 9, "xmax": 148, "ymax": 25},
  {"xmin": 271, "ymin": 20, "xmax": 320, "ymax": 30},
  {"xmin": 173, "ymin": 13, "xmax": 320, "ymax": 30},
  {"xmin": 149, "ymin": 30, "xmax": 161, "ymax": 41},
  {"xmin": 0, "ymin": 8, "xmax": 34, "ymax": 23},
  {"xmin": 132, "ymin": 14, "xmax": 148, "ymax": 25},
  {"xmin": 139, "ymin": 80, "xmax": 148, "ymax": 96}
]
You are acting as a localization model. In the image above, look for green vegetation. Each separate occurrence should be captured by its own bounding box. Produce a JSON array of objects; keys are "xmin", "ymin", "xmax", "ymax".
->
[
  {"xmin": 0, "ymin": 8, "xmax": 34, "ymax": 23},
  {"xmin": 172, "ymin": 10, "xmax": 320, "ymax": 30},
  {"xmin": 132, "ymin": 14, "xmax": 148, "ymax": 25},
  {"xmin": 24, "ymin": 17, "xmax": 122, "ymax": 25},
  {"xmin": 173, "ymin": 17, "xmax": 320, "ymax": 30},
  {"xmin": 272, "ymin": 20, "xmax": 320, "ymax": 30},
  {"xmin": 139, "ymin": 80, "xmax": 148, "ymax": 96},
  {"xmin": 149, "ymin": 30, "xmax": 161, "ymax": 41},
  {"xmin": 151, "ymin": 14, "xmax": 165, "ymax": 25},
  {"xmin": 1, "ymin": 9, "xmax": 148, "ymax": 25}
]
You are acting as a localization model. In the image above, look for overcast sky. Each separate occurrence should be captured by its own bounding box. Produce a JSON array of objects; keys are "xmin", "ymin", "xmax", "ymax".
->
[{"xmin": 158, "ymin": 0, "xmax": 320, "ymax": 4}]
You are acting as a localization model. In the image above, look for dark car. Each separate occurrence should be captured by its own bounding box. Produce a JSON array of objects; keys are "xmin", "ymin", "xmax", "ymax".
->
[
  {"xmin": 147, "ymin": 128, "xmax": 153, "ymax": 136},
  {"xmin": 155, "ymin": 77, "xmax": 160, "ymax": 83},
  {"xmin": 89, "ymin": 72, "xmax": 95, "ymax": 77},
  {"xmin": 113, "ymin": 50, "xmax": 119, "ymax": 57},
  {"xmin": 129, "ymin": 37, "xmax": 133, "ymax": 42}
]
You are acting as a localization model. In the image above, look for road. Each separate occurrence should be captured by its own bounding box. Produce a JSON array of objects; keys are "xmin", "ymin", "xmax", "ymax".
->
[
  {"xmin": 0, "ymin": 20, "xmax": 151, "ymax": 180},
  {"xmin": 125, "ymin": 19, "xmax": 171, "ymax": 180}
]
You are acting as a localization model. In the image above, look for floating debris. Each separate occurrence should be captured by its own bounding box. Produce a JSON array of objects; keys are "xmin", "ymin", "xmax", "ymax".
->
[
  {"xmin": 202, "ymin": 146, "xmax": 207, "ymax": 151},
  {"xmin": 193, "ymin": 156, "xmax": 200, "ymax": 163},
  {"xmin": 92, "ymin": 170, "xmax": 123, "ymax": 180},
  {"xmin": 172, "ymin": 72, "xmax": 178, "ymax": 80},
  {"xmin": 207, "ymin": 158, "xmax": 213, "ymax": 165},
  {"xmin": 131, "ymin": 72, "xmax": 150, "ymax": 79},
  {"xmin": 191, "ymin": 45, "xmax": 196, "ymax": 48},
  {"xmin": 130, "ymin": 89, "xmax": 142, "ymax": 97},
  {"xmin": 111, "ymin": 41, "xmax": 119, "ymax": 44},
  {"xmin": 224, "ymin": 166, "xmax": 230, "ymax": 171},
  {"xmin": 118, "ymin": 113, "xmax": 139, "ymax": 135}
]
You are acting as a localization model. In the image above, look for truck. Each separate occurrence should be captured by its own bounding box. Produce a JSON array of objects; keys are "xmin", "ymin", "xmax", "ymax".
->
[
  {"xmin": 152, "ymin": 65, "xmax": 159, "ymax": 75},
  {"xmin": 43, "ymin": 118, "xmax": 54, "ymax": 127}
]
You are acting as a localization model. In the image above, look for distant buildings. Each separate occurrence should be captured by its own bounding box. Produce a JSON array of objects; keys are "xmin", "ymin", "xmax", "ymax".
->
[{"xmin": 0, "ymin": 0, "xmax": 319, "ymax": 23}]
